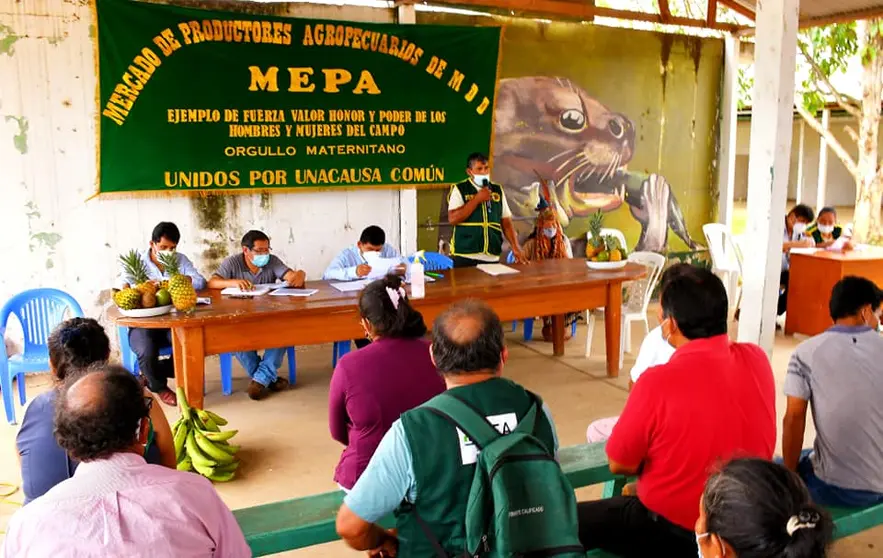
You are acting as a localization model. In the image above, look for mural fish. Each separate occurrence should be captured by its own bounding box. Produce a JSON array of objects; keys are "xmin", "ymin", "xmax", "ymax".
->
[{"xmin": 436, "ymin": 76, "xmax": 701, "ymax": 255}]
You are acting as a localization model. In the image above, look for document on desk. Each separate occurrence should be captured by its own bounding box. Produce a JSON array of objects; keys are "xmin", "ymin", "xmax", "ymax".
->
[
  {"xmin": 270, "ymin": 288, "xmax": 318, "ymax": 297},
  {"xmin": 221, "ymin": 286, "xmax": 271, "ymax": 297},
  {"xmin": 331, "ymin": 280, "xmax": 370, "ymax": 292},
  {"xmin": 476, "ymin": 264, "xmax": 520, "ymax": 276},
  {"xmin": 366, "ymin": 258, "xmax": 402, "ymax": 280}
]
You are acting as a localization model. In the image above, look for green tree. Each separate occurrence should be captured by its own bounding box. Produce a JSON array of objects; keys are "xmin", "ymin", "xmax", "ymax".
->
[{"xmin": 794, "ymin": 20, "xmax": 883, "ymax": 242}]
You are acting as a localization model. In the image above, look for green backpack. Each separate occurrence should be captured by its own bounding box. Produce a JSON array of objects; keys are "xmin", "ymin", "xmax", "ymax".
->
[{"xmin": 422, "ymin": 393, "xmax": 585, "ymax": 558}]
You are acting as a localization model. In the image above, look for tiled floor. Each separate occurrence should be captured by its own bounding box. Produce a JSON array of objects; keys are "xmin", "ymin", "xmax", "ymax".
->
[{"xmin": 0, "ymin": 310, "xmax": 879, "ymax": 556}]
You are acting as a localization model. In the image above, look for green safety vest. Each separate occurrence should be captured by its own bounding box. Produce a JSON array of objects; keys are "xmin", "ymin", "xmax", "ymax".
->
[
  {"xmin": 396, "ymin": 377, "xmax": 556, "ymax": 557},
  {"xmin": 449, "ymin": 179, "xmax": 505, "ymax": 258}
]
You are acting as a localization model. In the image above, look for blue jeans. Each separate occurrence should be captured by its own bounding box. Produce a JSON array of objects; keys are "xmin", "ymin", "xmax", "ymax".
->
[
  {"xmin": 796, "ymin": 450, "xmax": 883, "ymax": 508},
  {"xmin": 234, "ymin": 348, "xmax": 285, "ymax": 387}
]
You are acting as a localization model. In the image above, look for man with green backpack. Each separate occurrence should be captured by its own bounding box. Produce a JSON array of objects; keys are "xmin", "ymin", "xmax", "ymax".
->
[{"xmin": 336, "ymin": 300, "xmax": 584, "ymax": 557}]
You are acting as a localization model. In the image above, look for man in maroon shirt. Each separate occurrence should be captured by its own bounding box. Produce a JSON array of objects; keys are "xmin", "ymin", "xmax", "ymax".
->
[{"xmin": 578, "ymin": 265, "xmax": 776, "ymax": 557}]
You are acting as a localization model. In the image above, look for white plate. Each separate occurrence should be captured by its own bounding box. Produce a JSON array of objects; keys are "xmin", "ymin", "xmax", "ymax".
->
[
  {"xmin": 586, "ymin": 260, "xmax": 628, "ymax": 271},
  {"xmin": 118, "ymin": 304, "xmax": 173, "ymax": 318}
]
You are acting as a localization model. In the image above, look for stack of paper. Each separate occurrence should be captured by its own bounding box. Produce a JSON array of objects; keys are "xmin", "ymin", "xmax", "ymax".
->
[
  {"xmin": 476, "ymin": 264, "xmax": 520, "ymax": 276},
  {"xmin": 331, "ymin": 280, "xmax": 370, "ymax": 292},
  {"xmin": 221, "ymin": 286, "xmax": 272, "ymax": 297},
  {"xmin": 270, "ymin": 288, "xmax": 318, "ymax": 297}
]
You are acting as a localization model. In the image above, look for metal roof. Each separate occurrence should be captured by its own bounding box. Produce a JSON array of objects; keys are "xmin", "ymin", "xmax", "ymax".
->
[{"xmin": 728, "ymin": 0, "xmax": 883, "ymax": 27}]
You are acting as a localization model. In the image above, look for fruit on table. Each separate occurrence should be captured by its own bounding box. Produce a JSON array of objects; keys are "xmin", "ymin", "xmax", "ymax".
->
[
  {"xmin": 596, "ymin": 251, "xmax": 610, "ymax": 262},
  {"xmin": 173, "ymin": 388, "xmax": 240, "ymax": 482},
  {"xmin": 155, "ymin": 288, "xmax": 172, "ymax": 307},
  {"xmin": 113, "ymin": 288, "xmax": 142, "ymax": 310},
  {"xmin": 609, "ymin": 249, "xmax": 622, "ymax": 262},
  {"xmin": 586, "ymin": 210, "xmax": 605, "ymax": 258},
  {"xmin": 157, "ymin": 252, "xmax": 197, "ymax": 312}
]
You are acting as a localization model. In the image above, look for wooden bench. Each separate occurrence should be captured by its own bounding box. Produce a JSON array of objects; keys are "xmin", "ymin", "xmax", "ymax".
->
[
  {"xmin": 233, "ymin": 442, "xmax": 883, "ymax": 556},
  {"xmin": 234, "ymin": 443, "xmax": 623, "ymax": 557}
]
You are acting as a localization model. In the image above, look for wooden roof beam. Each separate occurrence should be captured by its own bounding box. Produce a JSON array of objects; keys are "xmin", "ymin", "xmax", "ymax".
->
[
  {"xmin": 718, "ymin": 0, "xmax": 755, "ymax": 20},
  {"xmin": 706, "ymin": 0, "xmax": 718, "ymax": 27}
]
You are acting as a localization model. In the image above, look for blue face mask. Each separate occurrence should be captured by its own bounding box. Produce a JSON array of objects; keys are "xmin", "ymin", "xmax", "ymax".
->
[
  {"xmin": 252, "ymin": 254, "xmax": 270, "ymax": 267},
  {"xmin": 542, "ymin": 227, "xmax": 557, "ymax": 239}
]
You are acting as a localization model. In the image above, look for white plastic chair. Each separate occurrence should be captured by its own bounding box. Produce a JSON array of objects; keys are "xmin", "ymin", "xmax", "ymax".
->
[
  {"xmin": 585, "ymin": 251, "xmax": 666, "ymax": 369},
  {"xmin": 703, "ymin": 223, "xmax": 743, "ymax": 310}
]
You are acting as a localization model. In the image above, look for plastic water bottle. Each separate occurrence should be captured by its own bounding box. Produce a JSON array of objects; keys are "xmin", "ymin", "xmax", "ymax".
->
[{"xmin": 410, "ymin": 260, "xmax": 426, "ymax": 299}]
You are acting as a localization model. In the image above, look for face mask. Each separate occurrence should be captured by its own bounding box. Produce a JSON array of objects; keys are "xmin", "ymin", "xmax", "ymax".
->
[
  {"xmin": 818, "ymin": 224, "xmax": 835, "ymax": 234},
  {"xmin": 542, "ymin": 227, "xmax": 557, "ymax": 239},
  {"xmin": 252, "ymin": 254, "xmax": 270, "ymax": 267},
  {"xmin": 793, "ymin": 222, "xmax": 808, "ymax": 235},
  {"xmin": 362, "ymin": 250, "xmax": 382, "ymax": 265},
  {"xmin": 155, "ymin": 248, "xmax": 175, "ymax": 259},
  {"xmin": 472, "ymin": 173, "xmax": 490, "ymax": 185}
]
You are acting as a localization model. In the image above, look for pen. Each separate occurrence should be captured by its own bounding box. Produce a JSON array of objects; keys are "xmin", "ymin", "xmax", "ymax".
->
[{"xmin": 425, "ymin": 272, "xmax": 443, "ymax": 279}]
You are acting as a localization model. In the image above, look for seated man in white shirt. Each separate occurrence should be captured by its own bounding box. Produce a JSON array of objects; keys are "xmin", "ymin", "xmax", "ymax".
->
[{"xmin": 585, "ymin": 264, "xmax": 697, "ymax": 443}]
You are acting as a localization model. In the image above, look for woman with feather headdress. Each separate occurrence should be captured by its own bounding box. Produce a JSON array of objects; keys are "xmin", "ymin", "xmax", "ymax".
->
[{"xmin": 522, "ymin": 179, "xmax": 578, "ymax": 342}]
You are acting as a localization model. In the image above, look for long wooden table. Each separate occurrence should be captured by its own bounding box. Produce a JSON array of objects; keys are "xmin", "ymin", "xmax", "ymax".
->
[
  {"xmin": 786, "ymin": 248, "xmax": 883, "ymax": 336},
  {"xmin": 111, "ymin": 259, "xmax": 646, "ymax": 408}
]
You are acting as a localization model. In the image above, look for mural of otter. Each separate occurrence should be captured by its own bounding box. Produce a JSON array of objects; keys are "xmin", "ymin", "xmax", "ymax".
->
[{"xmin": 436, "ymin": 76, "xmax": 701, "ymax": 255}]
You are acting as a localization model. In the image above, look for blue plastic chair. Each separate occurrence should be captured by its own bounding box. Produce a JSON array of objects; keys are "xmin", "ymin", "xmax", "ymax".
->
[
  {"xmin": 408, "ymin": 251, "xmax": 454, "ymax": 272},
  {"xmin": 505, "ymin": 252, "xmax": 577, "ymax": 341},
  {"xmin": 118, "ymin": 326, "xmax": 297, "ymax": 396},
  {"xmin": 1, "ymin": 289, "xmax": 84, "ymax": 424}
]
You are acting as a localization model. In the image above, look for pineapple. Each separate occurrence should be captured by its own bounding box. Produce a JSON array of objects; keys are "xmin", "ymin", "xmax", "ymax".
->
[
  {"xmin": 585, "ymin": 210, "xmax": 605, "ymax": 258},
  {"xmin": 119, "ymin": 250, "xmax": 158, "ymax": 308},
  {"xmin": 113, "ymin": 288, "xmax": 142, "ymax": 310},
  {"xmin": 157, "ymin": 252, "xmax": 197, "ymax": 312}
]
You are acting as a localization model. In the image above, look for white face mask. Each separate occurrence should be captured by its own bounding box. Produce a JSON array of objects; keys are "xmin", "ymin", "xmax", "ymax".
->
[
  {"xmin": 155, "ymin": 248, "xmax": 175, "ymax": 259},
  {"xmin": 818, "ymin": 224, "xmax": 835, "ymax": 234},
  {"xmin": 362, "ymin": 250, "xmax": 382, "ymax": 265},
  {"xmin": 793, "ymin": 222, "xmax": 808, "ymax": 236},
  {"xmin": 542, "ymin": 227, "xmax": 557, "ymax": 239},
  {"xmin": 471, "ymin": 173, "xmax": 490, "ymax": 185}
]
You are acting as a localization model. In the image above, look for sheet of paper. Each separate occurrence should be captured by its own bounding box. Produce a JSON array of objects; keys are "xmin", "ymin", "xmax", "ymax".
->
[
  {"xmin": 790, "ymin": 247, "xmax": 820, "ymax": 255},
  {"xmin": 366, "ymin": 258, "xmax": 402, "ymax": 280},
  {"xmin": 270, "ymin": 288, "xmax": 318, "ymax": 297},
  {"xmin": 476, "ymin": 263, "xmax": 520, "ymax": 276},
  {"xmin": 196, "ymin": 297, "xmax": 212, "ymax": 305},
  {"xmin": 220, "ymin": 286, "xmax": 272, "ymax": 297},
  {"xmin": 330, "ymin": 280, "xmax": 370, "ymax": 292},
  {"xmin": 827, "ymin": 236, "xmax": 849, "ymax": 252}
]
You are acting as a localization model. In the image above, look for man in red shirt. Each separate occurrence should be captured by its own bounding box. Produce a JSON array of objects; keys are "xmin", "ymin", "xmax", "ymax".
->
[{"xmin": 578, "ymin": 265, "xmax": 776, "ymax": 557}]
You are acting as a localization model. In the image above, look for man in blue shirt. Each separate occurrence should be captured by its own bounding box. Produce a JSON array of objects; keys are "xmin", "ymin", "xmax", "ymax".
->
[
  {"xmin": 116, "ymin": 222, "xmax": 206, "ymax": 406},
  {"xmin": 323, "ymin": 225, "xmax": 404, "ymax": 282}
]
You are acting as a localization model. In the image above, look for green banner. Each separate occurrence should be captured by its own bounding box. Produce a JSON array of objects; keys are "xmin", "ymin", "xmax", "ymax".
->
[{"xmin": 95, "ymin": 0, "xmax": 501, "ymax": 195}]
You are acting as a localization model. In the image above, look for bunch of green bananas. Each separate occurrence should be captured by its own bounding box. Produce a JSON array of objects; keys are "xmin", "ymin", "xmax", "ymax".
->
[{"xmin": 172, "ymin": 387, "xmax": 240, "ymax": 482}]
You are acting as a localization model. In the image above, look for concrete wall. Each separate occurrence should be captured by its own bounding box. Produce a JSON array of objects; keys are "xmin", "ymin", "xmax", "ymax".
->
[
  {"xmin": 0, "ymin": 1, "xmax": 400, "ymax": 333},
  {"xmin": 734, "ymin": 116, "xmax": 863, "ymax": 208}
]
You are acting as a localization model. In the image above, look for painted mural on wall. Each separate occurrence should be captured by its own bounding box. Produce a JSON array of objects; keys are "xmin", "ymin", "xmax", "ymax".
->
[
  {"xmin": 435, "ymin": 76, "xmax": 701, "ymax": 255},
  {"xmin": 417, "ymin": 16, "xmax": 723, "ymax": 256}
]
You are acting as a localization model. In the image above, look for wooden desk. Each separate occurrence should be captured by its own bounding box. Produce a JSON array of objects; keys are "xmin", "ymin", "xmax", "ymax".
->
[
  {"xmin": 111, "ymin": 259, "xmax": 646, "ymax": 408},
  {"xmin": 786, "ymin": 248, "xmax": 883, "ymax": 336}
]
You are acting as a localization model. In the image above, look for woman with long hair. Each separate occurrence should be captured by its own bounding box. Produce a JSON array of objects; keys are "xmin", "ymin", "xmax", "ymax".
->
[{"xmin": 328, "ymin": 275, "xmax": 445, "ymax": 490}]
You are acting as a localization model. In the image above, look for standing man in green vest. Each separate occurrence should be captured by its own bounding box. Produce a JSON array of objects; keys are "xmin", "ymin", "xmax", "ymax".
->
[
  {"xmin": 336, "ymin": 300, "xmax": 560, "ymax": 556},
  {"xmin": 448, "ymin": 152, "xmax": 526, "ymax": 267}
]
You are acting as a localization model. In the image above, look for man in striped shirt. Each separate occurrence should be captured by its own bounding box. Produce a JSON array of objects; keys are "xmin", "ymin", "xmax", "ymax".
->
[{"xmin": 208, "ymin": 229, "xmax": 306, "ymax": 400}]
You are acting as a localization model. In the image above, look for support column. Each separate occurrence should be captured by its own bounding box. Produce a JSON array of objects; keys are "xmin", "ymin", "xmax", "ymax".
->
[
  {"xmin": 795, "ymin": 121, "xmax": 805, "ymax": 204},
  {"xmin": 717, "ymin": 34, "xmax": 739, "ymax": 229},
  {"xmin": 397, "ymin": 2, "xmax": 418, "ymax": 257},
  {"xmin": 816, "ymin": 108, "xmax": 830, "ymax": 209},
  {"xmin": 736, "ymin": 0, "xmax": 800, "ymax": 356}
]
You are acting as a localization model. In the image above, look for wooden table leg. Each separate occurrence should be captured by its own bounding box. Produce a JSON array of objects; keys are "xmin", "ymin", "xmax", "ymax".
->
[
  {"xmin": 604, "ymin": 282, "xmax": 623, "ymax": 377},
  {"xmin": 552, "ymin": 314, "xmax": 565, "ymax": 356},
  {"xmin": 172, "ymin": 326, "xmax": 205, "ymax": 409}
]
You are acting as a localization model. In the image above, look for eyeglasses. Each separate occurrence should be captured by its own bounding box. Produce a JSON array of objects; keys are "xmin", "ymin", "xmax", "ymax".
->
[{"xmin": 249, "ymin": 247, "xmax": 272, "ymax": 255}]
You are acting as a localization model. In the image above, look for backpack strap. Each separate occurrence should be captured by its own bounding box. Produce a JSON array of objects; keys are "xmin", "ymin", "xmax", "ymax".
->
[
  {"xmin": 412, "ymin": 507, "xmax": 454, "ymax": 558},
  {"xmin": 423, "ymin": 393, "xmax": 502, "ymax": 450}
]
